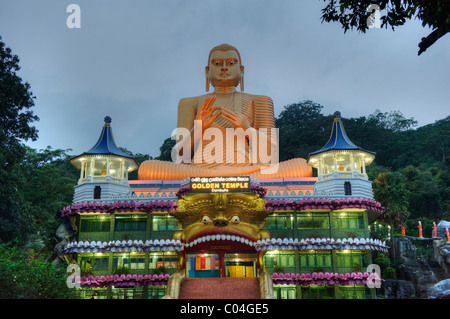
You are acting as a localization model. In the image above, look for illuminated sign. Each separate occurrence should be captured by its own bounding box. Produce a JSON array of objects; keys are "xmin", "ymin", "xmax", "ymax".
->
[{"xmin": 190, "ymin": 176, "xmax": 250, "ymax": 193}]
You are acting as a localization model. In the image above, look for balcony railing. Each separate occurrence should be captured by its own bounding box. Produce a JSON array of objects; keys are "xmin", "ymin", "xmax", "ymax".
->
[
  {"xmin": 318, "ymin": 171, "xmax": 368, "ymax": 182},
  {"xmin": 78, "ymin": 175, "xmax": 127, "ymax": 185}
]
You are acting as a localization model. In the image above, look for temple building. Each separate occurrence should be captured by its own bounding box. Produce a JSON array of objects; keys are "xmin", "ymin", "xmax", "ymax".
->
[
  {"xmin": 60, "ymin": 43, "xmax": 386, "ymax": 299},
  {"xmin": 61, "ymin": 112, "xmax": 386, "ymax": 299}
]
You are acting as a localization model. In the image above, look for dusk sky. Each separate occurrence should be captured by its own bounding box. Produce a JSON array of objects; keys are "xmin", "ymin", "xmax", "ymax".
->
[{"xmin": 1, "ymin": 1, "xmax": 449, "ymax": 158}]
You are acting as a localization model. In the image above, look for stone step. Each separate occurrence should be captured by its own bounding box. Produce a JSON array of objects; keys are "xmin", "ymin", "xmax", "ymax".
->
[{"xmin": 179, "ymin": 277, "xmax": 260, "ymax": 299}]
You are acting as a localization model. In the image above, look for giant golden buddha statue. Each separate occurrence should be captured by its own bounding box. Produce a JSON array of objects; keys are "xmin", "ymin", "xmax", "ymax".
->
[{"xmin": 138, "ymin": 44, "xmax": 312, "ymax": 180}]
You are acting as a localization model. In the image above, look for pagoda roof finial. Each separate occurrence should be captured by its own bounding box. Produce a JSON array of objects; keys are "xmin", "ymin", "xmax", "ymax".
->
[
  {"xmin": 333, "ymin": 111, "xmax": 341, "ymax": 119},
  {"xmin": 70, "ymin": 117, "xmax": 138, "ymax": 168},
  {"xmin": 308, "ymin": 112, "xmax": 376, "ymax": 157}
]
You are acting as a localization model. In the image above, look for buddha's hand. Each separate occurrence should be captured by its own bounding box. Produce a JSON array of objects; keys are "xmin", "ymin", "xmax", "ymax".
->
[
  {"xmin": 195, "ymin": 96, "xmax": 221, "ymax": 132},
  {"xmin": 220, "ymin": 108, "xmax": 251, "ymax": 131}
]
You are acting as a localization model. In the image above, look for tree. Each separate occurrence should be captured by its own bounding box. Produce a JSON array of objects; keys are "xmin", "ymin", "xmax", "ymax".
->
[
  {"xmin": 19, "ymin": 146, "xmax": 78, "ymax": 250},
  {"xmin": 0, "ymin": 243, "xmax": 79, "ymax": 298},
  {"xmin": 433, "ymin": 158, "xmax": 450, "ymax": 220},
  {"xmin": 276, "ymin": 100, "xmax": 333, "ymax": 162},
  {"xmin": 373, "ymin": 171, "xmax": 410, "ymax": 260},
  {"xmin": 0, "ymin": 36, "xmax": 39, "ymax": 243},
  {"xmin": 320, "ymin": 0, "xmax": 450, "ymax": 55},
  {"xmin": 275, "ymin": 103, "xmax": 419, "ymax": 170},
  {"xmin": 401, "ymin": 164, "xmax": 443, "ymax": 220},
  {"xmin": 340, "ymin": 109, "xmax": 417, "ymax": 169},
  {"xmin": 156, "ymin": 137, "xmax": 176, "ymax": 162}
]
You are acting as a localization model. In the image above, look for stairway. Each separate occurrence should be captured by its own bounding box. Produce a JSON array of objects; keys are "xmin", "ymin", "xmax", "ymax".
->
[{"xmin": 178, "ymin": 277, "xmax": 261, "ymax": 299}]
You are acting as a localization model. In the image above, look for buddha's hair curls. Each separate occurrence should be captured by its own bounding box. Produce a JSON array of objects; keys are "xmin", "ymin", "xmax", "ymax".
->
[{"xmin": 207, "ymin": 43, "xmax": 242, "ymax": 65}]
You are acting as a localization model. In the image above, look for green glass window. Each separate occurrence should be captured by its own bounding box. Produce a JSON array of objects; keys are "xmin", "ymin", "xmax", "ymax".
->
[
  {"xmin": 80, "ymin": 216, "xmax": 110, "ymax": 232},
  {"xmin": 149, "ymin": 252, "xmax": 178, "ymax": 270},
  {"xmin": 301, "ymin": 286, "xmax": 334, "ymax": 299},
  {"xmin": 111, "ymin": 287, "xmax": 144, "ymax": 299},
  {"xmin": 152, "ymin": 215, "xmax": 178, "ymax": 231},
  {"xmin": 94, "ymin": 257, "xmax": 109, "ymax": 270},
  {"xmin": 274, "ymin": 285, "xmax": 297, "ymax": 299},
  {"xmin": 339, "ymin": 286, "xmax": 368, "ymax": 299},
  {"xmin": 115, "ymin": 215, "xmax": 147, "ymax": 231},
  {"xmin": 79, "ymin": 255, "xmax": 109, "ymax": 273},
  {"xmin": 265, "ymin": 214, "xmax": 293, "ymax": 230},
  {"xmin": 79, "ymin": 288, "xmax": 108, "ymax": 299},
  {"xmin": 264, "ymin": 251, "xmax": 295, "ymax": 269},
  {"xmin": 336, "ymin": 251, "xmax": 368, "ymax": 270},
  {"xmin": 333, "ymin": 212, "xmax": 364, "ymax": 229},
  {"xmin": 299, "ymin": 251, "xmax": 332, "ymax": 269},
  {"xmin": 147, "ymin": 287, "xmax": 166, "ymax": 299},
  {"xmin": 113, "ymin": 253, "xmax": 145, "ymax": 270},
  {"xmin": 297, "ymin": 214, "xmax": 330, "ymax": 229}
]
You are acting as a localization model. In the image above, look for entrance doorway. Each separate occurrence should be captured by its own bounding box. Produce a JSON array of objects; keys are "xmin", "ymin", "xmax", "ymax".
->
[
  {"xmin": 186, "ymin": 253, "xmax": 219, "ymax": 278},
  {"xmin": 225, "ymin": 253, "xmax": 256, "ymax": 278}
]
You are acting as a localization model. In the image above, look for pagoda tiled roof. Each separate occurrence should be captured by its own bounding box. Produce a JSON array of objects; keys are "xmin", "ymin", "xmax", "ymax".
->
[
  {"xmin": 73, "ymin": 116, "xmax": 135, "ymax": 160},
  {"xmin": 309, "ymin": 114, "xmax": 375, "ymax": 157}
]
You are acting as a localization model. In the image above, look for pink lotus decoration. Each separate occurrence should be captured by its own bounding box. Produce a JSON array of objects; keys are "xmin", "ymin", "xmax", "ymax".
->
[
  {"xmin": 63, "ymin": 239, "xmax": 183, "ymax": 253},
  {"xmin": 265, "ymin": 197, "xmax": 384, "ymax": 214},
  {"xmin": 255, "ymin": 237, "xmax": 388, "ymax": 253},
  {"xmin": 80, "ymin": 273, "xmax": 171, "ymax": 288},
  {"xmin": 272, "ymin": 271, "xmax": 377, "ymax": 286},
  {"xmin": 60, "ymin": 200, "xmax": 178, "ymax": 217}
]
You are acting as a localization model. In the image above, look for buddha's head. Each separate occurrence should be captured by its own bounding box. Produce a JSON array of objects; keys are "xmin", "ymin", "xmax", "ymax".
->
[{"xmin": 206, "ymin": 43, "xmax": 244, "ymax": 92}]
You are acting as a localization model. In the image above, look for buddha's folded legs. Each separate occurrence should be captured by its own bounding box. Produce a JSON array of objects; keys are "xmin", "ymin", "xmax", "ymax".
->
[{"xmin": 137, "ymin": 158, "xmax": 312, "ymax": 180}]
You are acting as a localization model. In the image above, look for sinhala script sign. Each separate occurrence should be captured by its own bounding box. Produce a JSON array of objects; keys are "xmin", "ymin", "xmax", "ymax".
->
[{"xmin": 190, "ymin": 176, "xmax": 250, "ymax": 193}]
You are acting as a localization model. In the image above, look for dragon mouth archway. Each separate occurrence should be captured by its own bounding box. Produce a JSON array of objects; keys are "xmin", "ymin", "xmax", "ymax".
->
[
  {"xmin": 184, "ymin": 227, "xmax": 257, "ymax": 251},
  {"xmin": 171, "ymin": 191, "xmax": 270, "ymax": 277}
]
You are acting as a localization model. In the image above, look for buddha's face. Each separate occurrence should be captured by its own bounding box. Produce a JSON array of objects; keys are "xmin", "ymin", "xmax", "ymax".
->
[{"xmin": 207, "ymin": 50, "xmax": 243, "ymax": 88}]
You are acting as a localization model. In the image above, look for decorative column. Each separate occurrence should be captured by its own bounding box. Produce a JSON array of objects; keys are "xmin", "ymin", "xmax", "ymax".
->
[
  {"xmin": 350, "ymin": 154, "xmax": 355, "ymax": 172},
  {"xmin": 333, "ymin": 154, "xmax": 338, "ymax": 172},
  {"xmin": 362, "ymin": 158, "xmax": 366, "ymax": 175},
  {"xmin": 318, "ymin": 159, "xmax": 323, "ymax": 177},
  {"xmin": 106, "ymin": 158, "xmax": 111, "ymax": 176},
  {"xmin": 89, "ymin": 158, "xmax": 95, "ymax": 177},
  {"xmin": 80, "ymin": 161, "xmax": 86, "ymax": 180},
  {"xmin": 120, "ymin": 161, "xmax": 125, "ymax": 179}
]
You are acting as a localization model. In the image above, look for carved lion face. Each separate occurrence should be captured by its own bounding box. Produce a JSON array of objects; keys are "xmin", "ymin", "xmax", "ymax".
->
[{"xmin": 171, "ymin": 193, "xmax": 270, "ymax": 250}]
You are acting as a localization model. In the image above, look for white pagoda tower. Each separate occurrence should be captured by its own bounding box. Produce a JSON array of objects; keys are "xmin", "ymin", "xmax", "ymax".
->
[
  {"xmin": 307, "ymin": 111, "xmax": 376, "ymax": 198},
  {"xmin": 70, "ymin": 116, "xmax": 138, "ymax": 203}
]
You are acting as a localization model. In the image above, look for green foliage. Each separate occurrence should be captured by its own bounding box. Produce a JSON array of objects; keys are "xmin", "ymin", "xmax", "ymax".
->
[
  {"xmin": 0, "ymin": 36, "xmax": 39, "ymax": 143},
  {"xmin": 369, "ymin": 222, "xmax": 390, "ymax": 242},
  {"xmin": 374, "ymin": 253, "xmax": 397, "ymax": 280},
  {"xmin": 156, "ymin": 137, "xmax": 176, "ymax": 162},
  {"xmin": 0, "ymin": 36, "xmax": 39, "ymax": 244},
  {"xmin": 113, "ymin": 266, "xmax": 130, "ymax": 275},
  {"xmin": 321, "ymin": 0, "xmax": 450, "ymax": 33},
  {"xmin": 273, "ymin": 265, "xmax": 285, "ymax": 274},
  {"xmin": 320, "ymin": 1, "xmax": 450, "ymax": 53},
  {"xmin": 276, "ymin": 100, "xmax": 333, "ymax": 162},
  {"xmin": 152, "ymin": 265, "xmax": 167, "ymax": 275},
  {"xmin": 0, "ymin": 243, "xmax": 79, "ymax": 298},
  {"xmin": 404, "ymin": 217, "xmax": 435, "ymax": 238},
  {"xmin": 19, "ymin": 146, "xmax": 78, "ymax": 251},
  {"xmin": 373, "ymin": 171, "xmax": 410, "ymax": 230},
  {"xmin": 401, "ymin": 165, "xmax": 443, "ymax": 220},
  {"xmin": 276, "ymin": 101, "xmax": 430, "ymax": 171}
]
